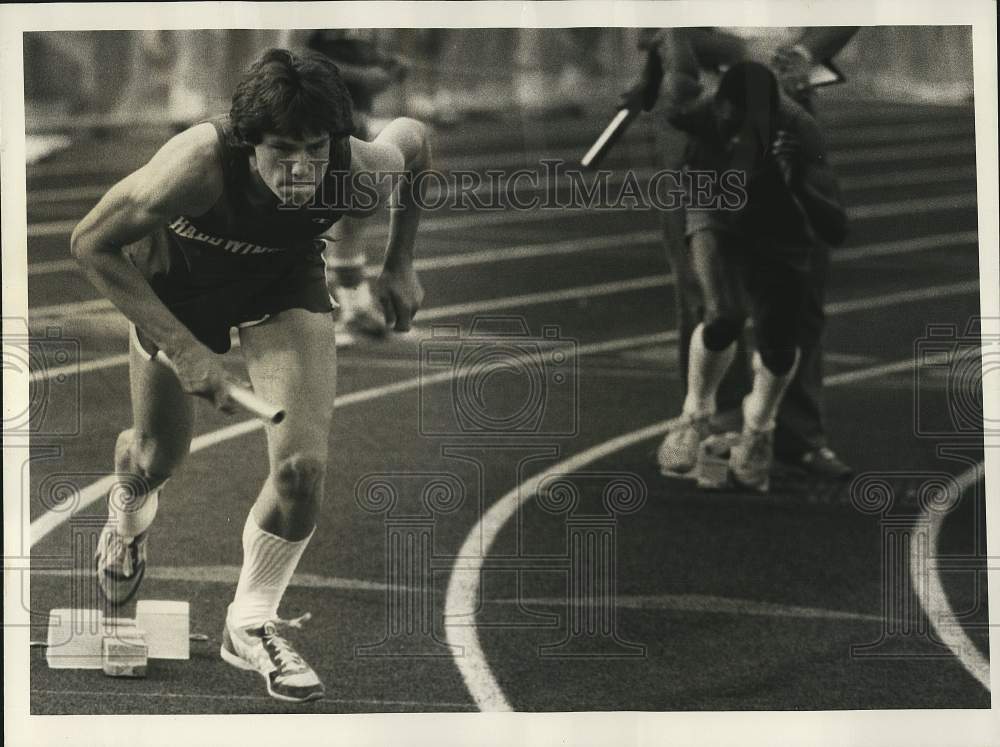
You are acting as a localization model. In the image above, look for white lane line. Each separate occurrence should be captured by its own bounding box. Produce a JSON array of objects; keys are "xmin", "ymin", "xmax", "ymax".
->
[
  {"xmin": 28, "ymin": 276, "xmax": 671, "ymax": 384},
  {"xmin": 912, "ymin": 462, "xmax": 990, "ymax": 691},
  {"xmin": 420, "ymin": 276, "xmax": 668, "ymax": 320},
  {"xmin": 833, "ymin": 230, "xmax": 978, "ymax": 262},
  {"xmin": 27, "ymin": 565, "xmax": 878, "ymax": 622},
  {"xmin": 431, "ymin": 138, "xmax": 978, "ymax": 174},
  {"xmin": 28, "ymin": 353, "xmax": 130, "ymax": 385},
  {"xmin": 494, "ymin": 594, "xmax": 882, "ymax": 622},
  {"xmin": 824, "ymin": 280, "xmax": 979, "ymax": 316},
  {"xmin": 31, "ymin": 564, "xmax": 426, "ymax": 595},
  {"xmin": 850, "ymin": 193, "xmax": 977, "ymax": 219},
  {"xmin": 443, "ymin": 352, "xmax": 984, "ymax": 711},
  {"xmin": 28, "ymin": 330, "xmax": 677, "ymax": 547},
  {"xmin": 27, "ymin": 246, "xmax": 981, "ymax": 388},
  {"xmin": 28, "ymin": 212, "xmax": 981, "ymax": 321},
  {"xmin": 31, "ymin": 228, "xmax": 660, "ymax": 278},
  {"xmin": 27, "ymin": 278, "xmax": 981, "ymax": 545},
  {"xmin": 28, "ymin": 690, "xmax": 476, "ymax": 708}
]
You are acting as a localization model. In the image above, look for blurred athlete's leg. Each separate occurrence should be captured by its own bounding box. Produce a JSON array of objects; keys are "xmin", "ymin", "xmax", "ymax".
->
[
  {"xmin": 658, "ymin": 227, "xmax": 745, "ymax": 475},
  {"xmin": 95, "ymin": 325, "xmax": 195, "ymax": 604},
  {"xmin": 325, "ymin": 217, "xmax": 387, "ymax": 338},
  {"xmin": 731, "ymin": 255, "xmax": 804, "ymax": 492}
]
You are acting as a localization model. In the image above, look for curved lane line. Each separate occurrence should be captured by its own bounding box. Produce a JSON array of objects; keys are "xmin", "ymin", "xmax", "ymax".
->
[
  {"xmin": 444, "ymin": 354, "xmax": 986, "ymax": 711},
  {"xmin": 911, "ymin": 462, "xmax": 990, "ymax": 691}
]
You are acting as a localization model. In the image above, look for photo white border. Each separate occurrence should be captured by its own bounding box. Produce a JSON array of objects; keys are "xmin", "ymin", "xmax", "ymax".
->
[{"xmin": 3, "ymin": 2, "xmax": 997, "ymax": 745}]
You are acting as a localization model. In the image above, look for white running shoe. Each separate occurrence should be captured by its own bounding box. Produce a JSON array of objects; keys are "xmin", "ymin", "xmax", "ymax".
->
[
  {"xmin": 730, "ymin": 425, "xmax": 775, "ymax": 493},
  {"xmin": 657, "ymin": 412, "xmax": 712, "ymax": 476},
  {"xmin": 94, "ymin": 523, "xmax": 149, "ymax": 606},
  {"xmin": 220, "ymin": 607, "xmax": 325, "ymax": 703}
]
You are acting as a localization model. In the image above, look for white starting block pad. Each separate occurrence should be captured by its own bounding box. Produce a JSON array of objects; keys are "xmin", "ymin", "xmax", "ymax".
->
[
  {"xmin": 45, "ymin": 600, "xmax": 189, "ymax": 672},
  {"xmin": 660, "ymin": 431, "xmax": 747, "ymax": 490},
  {"xmin": 137, "ymin": 600, "xmax": 190, "ymax": 660},
  {"xmin": 695, "ymin": 432, "xmax": 743, "ymax": 490}
]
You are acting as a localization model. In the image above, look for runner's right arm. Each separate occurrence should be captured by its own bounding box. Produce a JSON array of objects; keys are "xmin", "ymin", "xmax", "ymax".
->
[{"xmin": 70, "ymin": 124, "xmax": 238, "ymax": 411}]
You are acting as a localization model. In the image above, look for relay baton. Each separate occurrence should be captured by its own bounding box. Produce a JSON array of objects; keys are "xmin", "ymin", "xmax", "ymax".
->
[
  {"xmin": 581, "ymin": 107, "xmax": 639, "ymax": 169},
  {"xmin": 154, "ymin": 351, "xmax": 285, "ymax": 424}
]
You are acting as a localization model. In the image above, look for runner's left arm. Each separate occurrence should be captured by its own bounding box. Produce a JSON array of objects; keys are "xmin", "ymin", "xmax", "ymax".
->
[{"xmin": 349, "ymin": 117, "xmax": 432, "ymax": 330}]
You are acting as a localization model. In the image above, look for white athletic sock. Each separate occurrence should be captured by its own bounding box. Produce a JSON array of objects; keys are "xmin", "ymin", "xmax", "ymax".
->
[
  {"xmin": 110, "ymin": 484, "xmax": 159, "ymax": 541},
  {"xmin": 229, "ymin": 513, "xmax": 314, "ymax": 629},
  {"xmin": 682, "ymin": 323, "xmax": 737, "ymax": 417},
  {"xmin": 743, "ymin": 349, "xmax": 801, "ymax": 432}
]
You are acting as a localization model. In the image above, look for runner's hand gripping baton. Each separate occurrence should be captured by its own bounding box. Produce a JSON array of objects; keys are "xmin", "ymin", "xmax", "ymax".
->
[
  {"xmin": 582, "ymin": 47, "xmax": 664, "ymax": 169},
  {"xmin": 154, "ymin": 351, "xmax": 285, "ymax": 424}
]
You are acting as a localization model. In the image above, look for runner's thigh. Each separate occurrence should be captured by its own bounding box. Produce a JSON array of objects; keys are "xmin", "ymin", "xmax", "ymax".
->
[
  {"xmin": 127, "ymin": 326, "xmax": 195, "ymax": 462},
  {"xmin": 688, "ymin": 230, "xmax": 745, "ymax": 320},
  {"xmin": 238, "ymin": 308, "xmax": 338, "ymax": 467}
]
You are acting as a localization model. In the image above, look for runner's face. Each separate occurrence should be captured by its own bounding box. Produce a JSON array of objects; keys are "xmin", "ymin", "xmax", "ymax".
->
[{"xmin": 251, "ymin": 132, "xmax": 331, "ymax": 205}]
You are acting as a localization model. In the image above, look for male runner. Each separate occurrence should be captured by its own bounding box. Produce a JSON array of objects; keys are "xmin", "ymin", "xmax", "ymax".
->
[
  {"xmin": 657, "ymin": 61, "xmax": 847, "ymax": 491},
  {"xmin": 71, "ymin": 48, "xmax": 430, "ymax": 702}
]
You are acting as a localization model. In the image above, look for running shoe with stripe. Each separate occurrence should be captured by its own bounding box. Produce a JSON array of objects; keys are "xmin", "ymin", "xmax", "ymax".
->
[
  {"xmin": 94, "ymin": 523, "xmax": 149, "ymax": 606},
  {"xmin": 220, "ymin": 607, "xmax": 325, "ymax": 703}
]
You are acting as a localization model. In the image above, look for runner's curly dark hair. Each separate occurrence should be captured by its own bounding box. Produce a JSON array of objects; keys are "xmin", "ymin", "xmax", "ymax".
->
[{"xmin": 230, "ymin": 48, "xmax": 355, "ymax": 145}]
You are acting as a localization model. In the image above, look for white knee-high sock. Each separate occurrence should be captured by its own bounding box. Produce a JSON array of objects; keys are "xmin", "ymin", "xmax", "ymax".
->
[
  {"xmin": 682, "ymin": 323, "xmax": 737, "ymax": 417},
  {"xmin": 229, "ymin": 512, "xmax": 314, "ymax": 629},
  {"xmin": 112, "ymin": 487, "xmax": 159, "ymax": 540},
  {"xmin": 743, "ymin": 349, "xmax": 801, "ymax": 431}
]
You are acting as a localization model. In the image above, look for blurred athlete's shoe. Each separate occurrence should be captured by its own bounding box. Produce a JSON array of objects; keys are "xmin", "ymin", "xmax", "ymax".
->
[
  {"xmin": 220, "ymin": 607, "xmax": 325, "ymax": 703},
  {"xmin": 658, "ymin": 412, "xmax": 712, "ymax": 476},
  {"xmin": 730, "ymin": 425, "xmax": 775, "ymax": 493},
  {"xmin": 780, "ymin": 446, "xmax": 854, "ymax": 480},
  {"xmin": 335, "ymin": 282, "xmax": 386, "ymax": 339},
  {"xmin": 95, "ymin": 524, "xmax": 149, "ymax": 605}
]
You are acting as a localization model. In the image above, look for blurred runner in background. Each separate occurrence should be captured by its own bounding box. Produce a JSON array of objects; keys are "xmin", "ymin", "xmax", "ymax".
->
[
  {"xmin": 309, "ymin": 29, "xmax": 408, "ymax": 338},
  {"xmin": 655, "ymin": 59, "xmax": 848, "ymax": 491},
  {"xmin": 636, "ymin": 26, "xmax": 858, "ymax": 481}
]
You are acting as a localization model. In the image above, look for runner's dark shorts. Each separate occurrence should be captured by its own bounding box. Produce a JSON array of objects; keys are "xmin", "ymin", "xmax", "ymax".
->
[{"xmin": 126, "ymin": 229, "xmax": 335, "ymax": 356}]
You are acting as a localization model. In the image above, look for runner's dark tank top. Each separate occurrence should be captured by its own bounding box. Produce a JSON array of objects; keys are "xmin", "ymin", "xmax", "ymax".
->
[{"xmin": 164, "ymin": 116, "xmax": 353, "ymax": 256}]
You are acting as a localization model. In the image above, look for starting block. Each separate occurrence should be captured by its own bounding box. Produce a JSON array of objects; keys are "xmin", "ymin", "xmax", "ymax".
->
[
  {"xmin": 45, "ymin": 611, "xmax": 143, "ymax": 670},
  {"xmin": 694, "ymin": 432, "xmax": 742, "ymax": 490},
  {"xmin": 45, "ymin": 600, "xmax": 190, "ymax": 673},
  {"xmin": 136, "ymin": 600, "xmax": 190, "ymax": 660},
  {"xmin": 102, "ymin": 632, "xmax": 148, "ymax": 678}
]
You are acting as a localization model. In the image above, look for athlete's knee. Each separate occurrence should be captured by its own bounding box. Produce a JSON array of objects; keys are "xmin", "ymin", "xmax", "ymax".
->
[
  {"xmin": 116, "ymin": 428, "xmax": 184, "ymax": 488},
  {"xmin": 757, "ymin": 343, "xmax": 798, "ymax": 376},
  {"xmin": 701, "ymin": 316, "xmax": 744, "ymax": 351},
  {"xmin": 756, "ymin": 319, "xmax": 800, "ymax": 376},
  {"xmin": 273, "ymin": 453, "xmax": 325, "ymax": 504}
]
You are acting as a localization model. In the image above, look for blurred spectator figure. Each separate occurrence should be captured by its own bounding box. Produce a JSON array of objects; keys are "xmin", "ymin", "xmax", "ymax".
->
[
  {"xmin": 308, "ymin": 29, "xmax": 408, "ymax": 338},
  {"xmin": 637, "ymin": 27, "xmax": 858, "ymax": 481}
]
